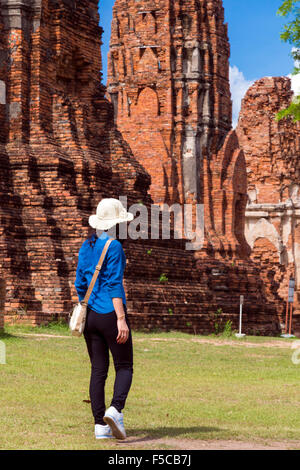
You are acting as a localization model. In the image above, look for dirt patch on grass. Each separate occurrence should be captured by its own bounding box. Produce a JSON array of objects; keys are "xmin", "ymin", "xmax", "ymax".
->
[
  {"xmin": 14, "ymin": 332, "xmax": 296, "ymax": 349},
  {"xmin": 134, "ymin": 336, "xmax": 295, "ymax": 350},
  {"xmin": 15, "ymin": 333, "xmax": 72, "ymax": 339},
  {"xmin": 116, "ymin": 436, "xmax": 300, "ymax": 450}
]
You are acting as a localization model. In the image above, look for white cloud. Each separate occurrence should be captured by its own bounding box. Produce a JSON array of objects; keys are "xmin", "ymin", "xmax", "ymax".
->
[
  {"xmin": 229, "ymin": 65, "xmax": 255, "ymax": 128},
  {"xmin": 289, "ymin": 47, "xmax": 300, "ymax": 96},
  {"xmin": 290, "ymin": 74, "xmax": 300, "ymax": 96},
  {"xmin": 229, "ymin": 60, "xmax": 300, "ymax": 128}
]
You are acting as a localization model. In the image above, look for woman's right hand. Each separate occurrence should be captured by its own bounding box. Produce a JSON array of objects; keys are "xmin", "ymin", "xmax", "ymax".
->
[{"xmin": 117, "ymin": 318, "xmax": 129, "ymax": 344}]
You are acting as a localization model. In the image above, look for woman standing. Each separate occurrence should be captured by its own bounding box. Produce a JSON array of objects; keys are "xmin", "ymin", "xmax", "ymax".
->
[{"xmin": 75, "ymin": 198, "xmax": 134, "ymax": 440}]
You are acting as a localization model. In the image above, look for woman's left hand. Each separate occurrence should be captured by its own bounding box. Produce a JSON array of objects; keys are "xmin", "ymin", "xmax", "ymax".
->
[{"xmin": 116, "ymin": 318, "xmax": 129, "ymax": 344}]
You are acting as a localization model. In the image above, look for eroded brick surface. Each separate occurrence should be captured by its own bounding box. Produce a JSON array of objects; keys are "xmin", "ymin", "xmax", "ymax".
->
[
  {"xmin": 107, "ymin": 0, "xmax": 232, "ymax": 205},
  {"xmin": 237, "ymin": 77, "xmax": 300, "ymax": 334},
  {"xmin": 0, "ymin": 0, "xmax": 285, "ymax": 335},
  {"xmin": 0, "ymin": 0, "xmax": 151, "ymax": 325},
  {"xmin": 106, "ymin": 0, "xmax": 281, "ymax": 334}
]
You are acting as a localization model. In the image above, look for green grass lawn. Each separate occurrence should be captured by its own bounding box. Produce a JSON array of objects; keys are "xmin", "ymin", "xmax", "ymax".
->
[{"xmin": 0, "ymin": 323, "xmax": 299, "ymax": 450}]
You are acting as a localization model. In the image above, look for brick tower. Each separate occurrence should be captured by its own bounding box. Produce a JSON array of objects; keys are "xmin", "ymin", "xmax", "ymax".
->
[{"xmin": 107, "ymin": 0, "xmax": 232, "ymax": 205}]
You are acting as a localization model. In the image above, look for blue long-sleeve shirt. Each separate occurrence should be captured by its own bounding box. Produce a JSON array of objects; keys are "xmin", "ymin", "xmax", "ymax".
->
[{"xmin": 75, "ymin": 231, "xmax": 126, "ymax": 314}]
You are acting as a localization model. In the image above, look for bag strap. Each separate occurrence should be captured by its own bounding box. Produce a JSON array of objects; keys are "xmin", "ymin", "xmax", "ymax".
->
[{"xmin": 81, "ymin": 238, "xmax": 113, "ymax": 306}]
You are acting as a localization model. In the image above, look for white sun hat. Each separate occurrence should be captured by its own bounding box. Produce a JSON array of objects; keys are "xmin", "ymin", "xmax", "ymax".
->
[{"xmin": 89, "ymin": 198, "xmax": 134, "ymax": 231}]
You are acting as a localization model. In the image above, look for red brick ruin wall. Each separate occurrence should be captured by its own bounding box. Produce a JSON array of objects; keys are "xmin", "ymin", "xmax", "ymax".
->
[
  {"xmin": 107, "ymin": 0, "xmax": 284, "ymax": 335},
  {"xmin": 107, "ymin": 0, "xmax": 232, "ymax": 206},
  {"xmin": 0, "ymin": 0, "xmax": 295, "ymax": 336},
  {"xmin": 0, "ymin": 0, "xmax": 151, "ymax": 326},
  {"xmin": 237, "ymin": 78, "xmax": 300, "ymax": 205},
  {"xmin": 237, "ymin": 77, "xmax": 300, "ymax": 332}
]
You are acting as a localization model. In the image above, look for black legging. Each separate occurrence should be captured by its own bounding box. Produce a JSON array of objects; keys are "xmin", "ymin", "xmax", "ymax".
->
[{"xmin": 84, "ymin": 306, "xmax": 133, "ymax": 425}]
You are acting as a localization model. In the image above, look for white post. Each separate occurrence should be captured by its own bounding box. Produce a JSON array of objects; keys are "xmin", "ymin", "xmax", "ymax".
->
[
  {"xmin": 281, "ymin": 278, "xmax": 296, "ymax": 338},
  {"xmin": 235, "ymin": 295, "xmax": 246, "ymax": 338},
  {"xmin": 239, "ymin": 301, "xmax": 243, "ymax": 335},
  {"xmin": 0, "ymin": 341, "xmax": 6, "ymax": 365}
]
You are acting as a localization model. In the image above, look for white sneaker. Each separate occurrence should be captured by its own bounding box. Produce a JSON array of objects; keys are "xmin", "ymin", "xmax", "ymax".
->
[
  {"xmin": 103, "ymin": 406, "xmax": 126, "ymax": 440},
  {"xmin": 95, "ymin": 424, "xmax": 114, "ymax": 439}
]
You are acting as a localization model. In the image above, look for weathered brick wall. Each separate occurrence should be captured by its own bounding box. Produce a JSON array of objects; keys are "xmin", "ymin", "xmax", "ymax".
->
[
  {"xmin": 0, "ymin": 277, "xmax": 4, "ymax": 329},
  {"xmin": 0, "ymin": 0, "xmax": 281, "ymax": 335},
  {"xmin": 237, "ymin": 77, "xmax": 300, "ymax": 334},
  {"xmin": 202, "ymin": 130, "xmax": 250, "ymax": 257},
  {"xmin": 107, "ymin": 0, "xmax": 232, "ymax": 206},
  {"xmin": 237, "ymin": 78, "xmax": 299, "ymax": 204},
  {"xmin": 124, "ymin": 238, "xmax": 279, "ymax": 336},
  {"xmin": 104, "ymin": 0, "xmax": 282, "ymax": 335},
  {"xmin": 0, "ymin": 0, "xmax": 151, "ymax": 324},
  {"xmin": 0, "ymin": 7, "xmax": 6, "ymax": 338},
  {"xmin": 0, "ymin": 8, "xmax": 6, "ymax": 143}
]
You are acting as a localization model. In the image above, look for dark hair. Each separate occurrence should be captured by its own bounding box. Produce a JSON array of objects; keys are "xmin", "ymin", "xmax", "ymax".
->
[{"xmin": 88, "ymin": 233, "xmax": 97, "ymax": 248}]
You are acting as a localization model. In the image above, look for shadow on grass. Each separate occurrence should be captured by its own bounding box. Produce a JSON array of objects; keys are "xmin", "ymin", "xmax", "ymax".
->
[
  {"xmin": 122, "ymin": 426, "xmax": 222, "ymax": 444},
  {"xmin": 0, "ymin": 330, "xmax": 19, "ymax": 340}
]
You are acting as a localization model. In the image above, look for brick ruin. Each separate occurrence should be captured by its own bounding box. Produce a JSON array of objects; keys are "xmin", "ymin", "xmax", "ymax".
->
[
  {"xmin": 0, "ymin": 0, "xmax": 297, "ymax": 336},
  {"xmin": 0, "ymin": 0, "xmax": 151, "ymax": 328},
  {"xmin": 237, "ymin": 77, "xmax": 300, "ymax": 333},
  {"xmin": 107, "ymin": 0, "xmax": 232, "ymax": 206}
]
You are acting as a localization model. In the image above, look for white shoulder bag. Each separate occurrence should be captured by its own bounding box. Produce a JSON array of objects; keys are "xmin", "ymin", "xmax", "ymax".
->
[{"xmin": 69, "ymin": 238, "xmax": 113, "ymax": 337}]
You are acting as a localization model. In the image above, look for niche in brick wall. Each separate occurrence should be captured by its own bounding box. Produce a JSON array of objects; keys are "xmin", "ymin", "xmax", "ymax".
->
[
  {"xmin": 183, "ymin": 48, "xmax": 203, "ymax": 75},
  {"xmin": 129, "ymin": 52, "xmax": 134, "ymax": 75},
  {"xmin": 110, "ymin": 51, "xmax": 118, "ymax": 78},
  {"xmin": 133, "ymin": 87, "xmax": 159, "ymax": 117},
  {"xmin": 197, "ymin": 89, "xmax": 205, "ymax": 116},
  {"xmin": 171, "ymin": 46, "xmax": 177, "ymax": 72},
  {"xmin": 180, "ymin": 14, "xmax": 192, "ymax": 36},
  {"xmin": 128, "ymin": 14, "xmax": 135, "ymax": 32},
  {"xmin": 112, "ymin": 17, "xmax": 120, "ymax": 38},
  {"xmin": 0, "ymin": 80, "xmax": 5, "ymax": 142},
  {"xmin": 136, "ymin": 11, "xmax": 157, "ymax": 36},
  {"xmin": 137, "ymin": 47, "xmax": 159, "ymax": 74},
  {"xmin": 234, "ymin": 193, "xmax": 247, "ymax": 246},
  {"xmin": 221, "ymin": 96, "xmax": 230, "ymax": 124},
  {"xmin": 122, "ymin": 51, "xmax": 127, "ymax": 76},
  {"xmin": 182, "ymin": 85, "xmax": 190, "ymax": 116},
  {"xmin": 232, "ymin": 153, "xmax": 248, "ymax": 246},
  {"xmin": 110, "ymin": 92, "xmax": 119, "ymax": 121},
  {"xmin": 192, "ymin": 48, "xmax": 203, "ymax": 73}
]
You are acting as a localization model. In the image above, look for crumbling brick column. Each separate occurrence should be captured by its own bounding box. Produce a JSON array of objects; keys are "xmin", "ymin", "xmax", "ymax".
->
[
  {"xmin": 107, "ymin": 0, "xmax": 232, "ymax": 206},
  {"xmin": 237, "ymin": 77, "xmax": 300, "ymax": 334}
]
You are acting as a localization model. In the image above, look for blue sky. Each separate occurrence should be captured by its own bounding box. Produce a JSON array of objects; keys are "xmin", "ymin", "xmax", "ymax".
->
[{"xmin": 99, "ymin": 0, "xmax": 298, "ymax": 125}]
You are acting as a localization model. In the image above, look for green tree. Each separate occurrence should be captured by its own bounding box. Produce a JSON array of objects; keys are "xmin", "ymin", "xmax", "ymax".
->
[{"xmin": 276, "ymin": 0, "xmax": 300, "ymax": 122}]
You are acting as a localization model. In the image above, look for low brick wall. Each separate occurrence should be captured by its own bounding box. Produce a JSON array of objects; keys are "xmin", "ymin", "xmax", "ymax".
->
[{"xmin": 0, "ymin": 280, "xmax": 5, "ymax": 330}]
